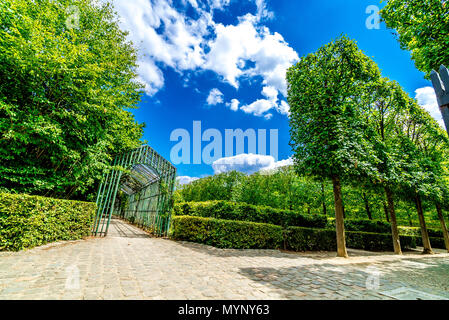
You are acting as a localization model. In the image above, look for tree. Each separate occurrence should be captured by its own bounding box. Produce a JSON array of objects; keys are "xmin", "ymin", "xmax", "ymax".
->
[
  {"xmin": 380, "ymin": 0, "xmax": 449, "ymax": 76},
  {"xmin": 287, "ymin": 36, "xmax": 381, "ymax": 257},
  {"xmin": 395, "ymin": 99, "xmax": 449, "ymax": 253},
  {"xmin": 0, "ymin": 0, "xmax": 144, "ymax": 200},
  {"xmin": 363, "ymin": 77, "xmax": 411, "ymax": 254}
]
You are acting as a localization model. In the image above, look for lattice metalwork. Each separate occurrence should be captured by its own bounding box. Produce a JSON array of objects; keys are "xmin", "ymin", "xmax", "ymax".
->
[{"xmin": 92, "ymin": 145, "xmax": 177, "ymax": 237}]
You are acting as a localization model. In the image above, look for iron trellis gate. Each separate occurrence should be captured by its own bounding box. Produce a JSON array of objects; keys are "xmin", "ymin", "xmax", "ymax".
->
[{"xmin": 92, "ymin": 145, "xmax": 177, "ymax": 237}]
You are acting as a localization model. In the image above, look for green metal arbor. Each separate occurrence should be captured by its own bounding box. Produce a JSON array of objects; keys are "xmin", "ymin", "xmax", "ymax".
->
[{"xmin": 92, "ymin": 145, "xmax": 177, "ymax": 237}]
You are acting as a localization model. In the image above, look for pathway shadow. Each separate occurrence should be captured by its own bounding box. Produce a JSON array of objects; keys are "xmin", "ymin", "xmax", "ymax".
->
[
  {"xmin": 107, "ymin": 218, "xmax": 151, "ymax": 239},
  {"xmin": 174, "ymin": 241, "xmax": 400, "ymax": 260},
  {"xmin": 237, "ymin": 258, "xmax": 449, "ymax": 300}
]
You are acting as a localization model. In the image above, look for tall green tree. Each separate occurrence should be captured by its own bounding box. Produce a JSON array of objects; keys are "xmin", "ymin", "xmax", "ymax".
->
[
  {"xmin": 0, "ymin": 0, "xmax": 144, "ymax": 200},
  {"xmin": 363, "ymin": 77, "xmax": 411, "ymax": 254},
  {"xmin": 286, "ymin": 36, "xmax": 381, "ymax": 257},
  {"xmin": 380, "ymin": 0, "xmax": 449, "ymax": 76},
  {"xmin": 395, "ymin": 99, "xmax": 449, "ymax": 253}
]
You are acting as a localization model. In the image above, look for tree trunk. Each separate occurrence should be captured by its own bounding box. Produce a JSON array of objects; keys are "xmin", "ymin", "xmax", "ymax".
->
[
  {"xmin": 321, "ymin": 183, "xmax": 327, "ymax": 215},
  {"xmin": 383, "ymin": 201, "xmax": 390, "ymax": 222},
  {"xmin": 414, "ymin": 193, "xmax": 433, "ymax": 254},
  {"xmin": 384, "ymin": 186, "xmax": 402, "ymax": 255},
  {"xmin": 332, "ymin": 175, "xmax": 348, "ymax": 258},
  {"xmin": 362, "ymin": 192, "xmax": 372, "ymax": 220},
  {"xmin": 435, "ymin": 203, "xmax": 449, "ymax": 253}
]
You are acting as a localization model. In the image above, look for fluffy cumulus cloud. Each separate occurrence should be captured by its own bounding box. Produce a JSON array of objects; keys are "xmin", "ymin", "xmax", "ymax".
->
[
  {"xmin": 226, "ymin": 98, "xmax": 240, "ymax": 111},
  {"xmin": 206, "ymin": 88, "xmax": 224, "ymax": 105},
  {"xmin": 112, "ymin": 0, "xmax": 297, "ymax": 118},
  {"xmin": 415, "ymin": 87, "xmax": 444, "ymax": 128},
  {"xmin": 212, "ymin": 153, "xmax": 293, "ymax": 174},
  {"xmin": 176, "ymin": 175, "xmax": 199, "ymax": 185}
]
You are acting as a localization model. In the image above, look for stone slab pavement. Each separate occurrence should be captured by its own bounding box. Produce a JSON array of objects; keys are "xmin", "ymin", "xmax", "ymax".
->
[{"xmin": 1, "ymin": 217, "xmax": 449, "ymax": 300}]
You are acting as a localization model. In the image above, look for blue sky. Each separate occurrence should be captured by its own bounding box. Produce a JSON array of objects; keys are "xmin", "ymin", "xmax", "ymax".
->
[{"xmin": 112, "ymin": 0, "xmax": 440, "ymax": 183}]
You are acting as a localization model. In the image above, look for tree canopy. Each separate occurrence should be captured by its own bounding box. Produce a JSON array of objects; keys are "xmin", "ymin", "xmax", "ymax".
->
[
  {"xmin": 380, "ymin": 0, "xmax": 449, "ymax": 76},
  {"xmin": 0, "ymin": 0, "xmax": 145, "ymax": 200}
]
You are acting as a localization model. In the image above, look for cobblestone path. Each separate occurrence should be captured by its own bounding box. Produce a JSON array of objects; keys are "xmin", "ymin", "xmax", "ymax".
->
[{"xmin": 1, "ymin": 217, "xmax": 448, "ymax": 300}]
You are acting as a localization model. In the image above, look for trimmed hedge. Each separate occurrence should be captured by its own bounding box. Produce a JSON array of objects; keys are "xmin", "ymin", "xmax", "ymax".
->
[
  {"xmin": 398, "ymin": 226, "xmax": 444, "ymax": 238},
  {"xmin": 285, "ymin": 226, "xmax": 416, "ymax": 252},
  {"xmin": 174, "ymin": 201, "xmax": 327, "ymax": 229},
  {"xmin": 171, "ymin": 216, "xmax": 417, "ymax": 252},
  {"xmin": 285, "ymin": 227, "xmax": 336, "ymax": 251},
  {"xmin": 171, "ymin": 216, "xmax": 284, "ymax": 249},
  {"xmin": 0, "ymin": 192, "xmax": 96, "ymax": 251},
  {"xmin": 327, "ymin": 218, "xmax": 391, "ymax": 234}
]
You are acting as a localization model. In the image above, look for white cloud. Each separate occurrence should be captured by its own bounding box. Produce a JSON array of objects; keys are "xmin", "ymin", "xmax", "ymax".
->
[
  {"xmin": 255, "ymin": 0, "xmax": 274, "ymax": 21},
  {"xmin": 207, "ymin": 88, "xmax": 224, "ymax": 105},
  {"xmin": 205, "ymin": 14, "xmax": 299, "ymax": 97},
  {"xmin": 241, "ymin": 98, "xmax": 274, "ymax": 116},
  {"xmin": 207, "ymin": 0, "xmax": 231, "ymax": 10},
  {"xmin": 415, "ymin": 87, "xmax": 444, "ymax": 128},
  {"xmin": 176, "ymin": 176, "xmax": 200, "ymax": 185},
  {"xmin": 260, "ymin": 157, "xmax": 293, "ymax": 173},
  {"xmin": 112, "ymin": 0, "xmax": 298, "ymax": 118},
  {"xmin": 226, "ymin": 98, "xmax": 240, "ymax": 111},
  {"xmin": 113, "ymin": 0, "xmax": 211, "ymax": 94},
  {"xmin": 240, "ymin": 85, "xmax": 289, "ymax": 118},
  {"xmin": 212, "ymin": 154, "xmax": 293, "ymax": 174}
]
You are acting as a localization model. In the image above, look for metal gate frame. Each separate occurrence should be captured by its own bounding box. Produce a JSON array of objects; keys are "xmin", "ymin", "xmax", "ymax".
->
[{"xmin": 92, "ymin": 145, "xmax": 177, "ymax": 237}]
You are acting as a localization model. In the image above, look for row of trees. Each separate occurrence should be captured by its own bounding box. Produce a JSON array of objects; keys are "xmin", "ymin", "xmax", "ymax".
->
[
  {"xmin": 175, "ymin": 168, "xmax": 446, "ymax": 229},
  {"xmin": 286, "ymin": 34, "xmax": 449, "ymax": 257},
  {"xmin": 0, "ymin": 0, "xmax": 145, "ymax": 201}
]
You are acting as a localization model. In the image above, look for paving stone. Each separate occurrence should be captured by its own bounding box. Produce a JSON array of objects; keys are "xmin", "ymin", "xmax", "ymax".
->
[{"xmin": 1, "ymin": 217, "xmax": 449, "ymax": 300}]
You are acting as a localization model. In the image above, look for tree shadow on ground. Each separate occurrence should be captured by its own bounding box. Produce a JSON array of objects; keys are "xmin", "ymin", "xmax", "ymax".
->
[
  {"xmin": 107, "ymin": 218, "xmax": 152, "ymax": 239},
  {"xmin": 237, "ymin": 257, "xmax": 449, "ymax": 300},
  {"xmin": 173, "ymin": 240, "xmax": 404, "ymax": 260}
]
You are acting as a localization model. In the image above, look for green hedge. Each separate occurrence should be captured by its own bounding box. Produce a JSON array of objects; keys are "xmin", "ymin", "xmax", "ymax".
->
[
  {"xmin": 171, "ymin": 216, "xmax": 284, "ymax": 249},
  {"xmin": 174, "ymin": 201, "xmax": 327, "ymax": 229},
  {"xmin": 398, "ymin": 226, "xmax": 444, "ymax": 238},
  {"xmin": 0, "ymin": 193, "xmax": 96, "ymax": 251},
  {"xmin": 327, "ymin": 218, "xmax": 391, "ymax": 234},
  {"xmin": 285, "ymin": 226, "xmax": 416, "ymax": 252},
  {"xmin": 171, "ymin": 216, "xmax": 417, "ymax": 252},
  {"xmin": 285, "ymin": 227, "xmax": 336, "ymax": 251}
]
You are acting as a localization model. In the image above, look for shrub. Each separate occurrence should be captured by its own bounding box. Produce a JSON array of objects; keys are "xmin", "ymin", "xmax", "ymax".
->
[
  {"xmin": 0, "ymin": 192, "xmax": 96, "ymax": 251},
  {"xmin": 398, "ymin": 226, "xmax": 447, "ymax": 249},
  {"xmin": 171, "ymin": 216, "xmax": 284, "ymax": 249},
  {"xmin": 174, "ymin": 201, "xmax": 327, "ymax": 229},
  {"xmin": 327, "ymin": 218, "xmax": 391, "ymax": 234},
  {"xmin": 285, "ymin": 227, "xmax": 416, "ymax": 252},
  {"xmin": 346, "ymin": 231, "xmax": 416, "ymax": 251},
  {"xmin": 285, "ymin": 227, "xmax": 336, "ymax": 251},
  {"xmin": 398, "ymin": 226, "xmax": 444, "ymax": 238},
  {"xmin": 171, "ymin": 216, "xmax": 417, "ymax": 252}
]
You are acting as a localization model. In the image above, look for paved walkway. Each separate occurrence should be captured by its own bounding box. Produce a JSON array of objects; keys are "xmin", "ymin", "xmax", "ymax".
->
[{"xmin": 1, "ymin": 217, "xmax": 449, "ymax": 300}]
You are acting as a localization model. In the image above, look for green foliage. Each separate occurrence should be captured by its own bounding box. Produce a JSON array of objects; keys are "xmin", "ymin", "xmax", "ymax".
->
[
  {"xmin": 174, "ymin": 200, "xmax": 328, "ymax": 229},
  {"xmin": 0, "ymin": 0, "xmax": 144, "ymax": 200},
  {"xmin": 286, "ymin": 226, "xmax": 416, "ymax": 252},
  {"xmin": 287, "ymin": 36, "xmax": 381, "ymax": 181},
  {"xmin": 171, "ymin": 216, "xmax": 417, "ymax": 252},
  {"xmin": 176, "ymin": 171, "xmax": 245, "ymax": 202},
  {"xmin": 380, "ymin": 0, "xmax": 449, "ymax": 76},
  {"xmin": 285, "ymin": 227, "xmax": 336, "ymax": 251},
  {"xmin": 0, "ymin": 192, "xmax": 96, "ymax": 251},
  {"xmin": 171, "ymin": 216, "xmax": 284, "ymax": 249},
  {"xmin": 175, "ymin": 167, "xmax": 448, "ymax": 227},
  {"xmin": 346, "ymin": 231, "xmax": 416, "ymax": 252},
  {"xmin": 327, "ymin": 218, "xmax": 392, "ymax": 234},
  {"xmin": 398, "ymin": 226, "xmax": 444, "ymax": 238}
]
